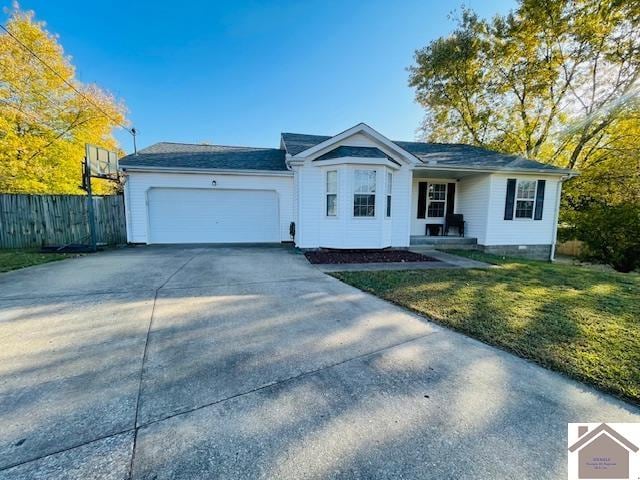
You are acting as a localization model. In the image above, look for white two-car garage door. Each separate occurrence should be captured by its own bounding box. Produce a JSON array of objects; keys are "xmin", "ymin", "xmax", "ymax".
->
[{"xmin": 147, "ymin": 188, "xmax": 280, "ymax": 244}]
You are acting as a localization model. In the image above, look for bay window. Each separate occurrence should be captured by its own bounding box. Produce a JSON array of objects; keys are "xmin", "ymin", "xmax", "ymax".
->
[{"xmin": 353, "ymin": 169, "xmax": 376, "ymax": 217}]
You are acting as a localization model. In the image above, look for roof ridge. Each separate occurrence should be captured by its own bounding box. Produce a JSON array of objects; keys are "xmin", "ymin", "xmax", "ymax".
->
[
  {"xmin": 283, "ymin": 134, "xmax": 496, "ymax": 150},
  {"xmin": 281, "ymin": 132, "xmax": 331, "ymax": 137},
  {"xmin": 142, "ymin": 141, "xmax": 282, "ymax": 151},
  {"xmin": 394, "ymin": 139, "xmax": 500, "ymax": 149}
]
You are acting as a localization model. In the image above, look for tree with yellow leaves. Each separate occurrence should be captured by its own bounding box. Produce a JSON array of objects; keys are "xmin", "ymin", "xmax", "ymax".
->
[{"xmin": 0, "ymin": 5, "xmax": 128, "ymax": 194}]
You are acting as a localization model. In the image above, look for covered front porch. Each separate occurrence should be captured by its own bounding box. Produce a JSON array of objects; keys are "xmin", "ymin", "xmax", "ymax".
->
[{"xmin": 409, "ymin": 168, "xmax": 487, "ymax": 247}]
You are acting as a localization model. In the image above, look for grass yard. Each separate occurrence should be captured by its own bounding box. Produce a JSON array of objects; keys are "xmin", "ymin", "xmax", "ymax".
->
[
  {"xmin": 0, "ymin": 249, "xmax": 75, "ymax": 273},
  {"xmin": 332, "ymin": 251, "xmax": 640, "ymax": 404}
]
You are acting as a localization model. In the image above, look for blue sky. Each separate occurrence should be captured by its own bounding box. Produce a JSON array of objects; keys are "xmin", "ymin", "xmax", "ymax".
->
[{"xmin": 5, "ymin": 0, "xmax": 516, "ymax": 153}]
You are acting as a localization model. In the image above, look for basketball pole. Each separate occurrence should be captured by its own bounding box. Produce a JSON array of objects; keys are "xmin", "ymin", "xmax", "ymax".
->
[{"xmin": 84, "ymin": 145, "xmax": 98, "ymax": 252}]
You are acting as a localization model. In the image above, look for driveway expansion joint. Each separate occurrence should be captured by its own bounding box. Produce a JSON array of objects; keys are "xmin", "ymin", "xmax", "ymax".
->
[
  {"xmin": 0, "ymin": 428, "xmax": 135, "ymax": 473},
  {"xmin": 128, "ymin": 253, "xmax": 201, "ymax": 479},
  {"xmin": 157, "ymin": 275, "xmax": 330, "ymax": 292},
  {"xmin": 136, "ymin": 329, "xmax": 438, "ymax": 431},
  {"xmin": 0, "ymin": 289, "xmax": 157, "ymax": 301}
]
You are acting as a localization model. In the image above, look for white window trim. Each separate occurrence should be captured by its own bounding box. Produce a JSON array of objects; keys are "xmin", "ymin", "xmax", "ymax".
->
[
  {"xmin": 352, "ymin": 169, "xmax": 377, "ymax": 219},
  {"xmin": 326, "ymin": 170, "xmax": 338, "ymax": 218},
  {"xmin": 427, "ymin": 182, "xmax": 447, "ymax": 218},
  {"xmin": 514, "ymin": 179, "xmax": 538, "ymax": 221},
  {"xmin": 386, "ymin": 171, "xmax": 392, "ymax": 218}
]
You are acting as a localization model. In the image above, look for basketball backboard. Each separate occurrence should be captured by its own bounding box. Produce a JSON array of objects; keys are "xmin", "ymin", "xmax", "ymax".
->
[{"xmin": 85, "ymin": 144, "xmax": 119, "ymax": 178}]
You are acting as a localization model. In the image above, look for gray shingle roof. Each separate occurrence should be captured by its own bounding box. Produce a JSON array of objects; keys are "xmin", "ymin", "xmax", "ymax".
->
[
  {"xmin": 120, "ymin": 133, "xmax": 572, "ymax": 174},
  {"xmin": 394, "ymin": 141, "xmax": 565, "ymax": 172},
  {"xmin": 281, "ymin": 133, "xmax": 331, "ymax": 155},
  {"xmin": 315, "ymin": 146, "xmax": 390, "ymax": 161},
  {"xmin": 281, "ymin": 132, "xmax": 570, "ymax": 173},
  {"xmin": 119, "ymin": 142, "xmax": 287, "ymax": 171}
]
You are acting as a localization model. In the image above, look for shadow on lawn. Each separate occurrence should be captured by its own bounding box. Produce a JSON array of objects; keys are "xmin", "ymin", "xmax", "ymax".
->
[{"xmin": 332, "ymin": 260, "xmax": 640, "ymax": 404}]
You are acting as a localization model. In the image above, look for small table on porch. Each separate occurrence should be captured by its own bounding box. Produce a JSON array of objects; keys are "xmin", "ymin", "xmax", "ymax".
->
[{"xmin": 425, "ymin": 223, "xmax": 443, "ymax": 236}]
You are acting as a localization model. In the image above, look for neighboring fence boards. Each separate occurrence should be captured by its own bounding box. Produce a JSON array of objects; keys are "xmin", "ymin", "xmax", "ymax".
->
[
  {"xmin": 556, "ymin": 239, "xmax": 585, "ymax": 257},
  {"xmin": 0, "ymin": 194, "xmax": 126, "ymax": 248}
]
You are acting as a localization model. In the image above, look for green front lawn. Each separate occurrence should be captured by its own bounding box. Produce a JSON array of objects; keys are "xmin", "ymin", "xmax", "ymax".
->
[
  {"xmin": 332, "ymin": 252, "xmax": 640, "ymax": 404},
  {"xmin": 0, "ymin": 249, "xmax": 75, "ymax": 273}
]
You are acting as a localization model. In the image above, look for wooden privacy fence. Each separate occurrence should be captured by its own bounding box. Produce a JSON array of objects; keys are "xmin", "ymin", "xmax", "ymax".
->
[
  {"xmin": 556, "ymin": 239, "xmax": 585, "ymax": 257},
  {"xmin": 0, "ymin": 194, "xmax": 127, "ymax": 248}
]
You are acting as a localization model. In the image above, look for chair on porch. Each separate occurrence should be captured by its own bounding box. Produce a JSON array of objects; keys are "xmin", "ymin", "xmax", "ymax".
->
[{"xmin": 444, "ymin": 214, "xmax": 465, "ymax": 237}]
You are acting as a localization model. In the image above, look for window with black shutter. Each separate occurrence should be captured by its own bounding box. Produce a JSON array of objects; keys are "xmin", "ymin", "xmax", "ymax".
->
[
  {"xmin": 534, "ymin": 180, "xmax": 545, "ymax": 220},
  {"xmin": 504, "ymin": 179, "xmax": 516, "ymax": 220},
  {"xmin": 417, "ymin": 182, "xmax": 428, "ymax": 219},
  {"xmin": 505, "ymin": 179, "xmax": 546, "ymax": 220}
]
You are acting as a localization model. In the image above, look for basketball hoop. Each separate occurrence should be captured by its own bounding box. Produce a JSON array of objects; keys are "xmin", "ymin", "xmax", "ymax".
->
[{"xmin": 81, "ymin": 144, "xmax": 121, "ymax": 251}]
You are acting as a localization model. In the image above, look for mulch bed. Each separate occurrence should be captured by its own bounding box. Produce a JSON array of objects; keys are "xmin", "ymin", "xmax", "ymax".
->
[{"xmin": 304, "ymin": 249, "xmax": 439, "ymax": 265}]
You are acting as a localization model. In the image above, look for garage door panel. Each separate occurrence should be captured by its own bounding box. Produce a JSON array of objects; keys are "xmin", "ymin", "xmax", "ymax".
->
[{"xmin": 148, "ymin": 188, "xmax": 279, "ymax": 244}]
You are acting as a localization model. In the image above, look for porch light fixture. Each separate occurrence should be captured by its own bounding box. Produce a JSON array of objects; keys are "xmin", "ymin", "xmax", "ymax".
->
[{"xmin": 211, "ymin": 179, "xmax": 217, "ymax": 187}]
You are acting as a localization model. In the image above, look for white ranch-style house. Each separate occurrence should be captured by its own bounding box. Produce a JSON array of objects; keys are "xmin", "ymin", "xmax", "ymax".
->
[{"xmin": 120, "ymin": 123, "xmax": 576, "ymax": 259}]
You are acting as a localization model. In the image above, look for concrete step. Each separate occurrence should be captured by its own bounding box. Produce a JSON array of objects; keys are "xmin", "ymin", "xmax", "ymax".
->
[
  {"xmin": 410, "ymin": 236, "xmax": 478, "ymax": 246},
  {"xmin": 411, "ymin": 244, "xmax": 479, "ymax": 252}
]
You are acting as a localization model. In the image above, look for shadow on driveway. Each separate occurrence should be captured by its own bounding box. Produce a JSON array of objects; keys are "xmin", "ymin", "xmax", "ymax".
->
[{"xmin": 0, "ymin": 245, "xmax": 638, "ymax": 479}]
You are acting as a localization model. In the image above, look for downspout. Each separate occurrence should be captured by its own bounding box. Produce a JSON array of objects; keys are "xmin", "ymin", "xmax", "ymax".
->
[{"xmin": 549, "ymin": 176, "xmax": 568, "ymax": 262}]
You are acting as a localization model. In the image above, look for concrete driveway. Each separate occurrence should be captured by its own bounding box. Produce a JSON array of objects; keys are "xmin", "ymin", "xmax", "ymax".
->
[{"xmin": 0, "ymin": 246, "xmax": 637, "ymax": 479}]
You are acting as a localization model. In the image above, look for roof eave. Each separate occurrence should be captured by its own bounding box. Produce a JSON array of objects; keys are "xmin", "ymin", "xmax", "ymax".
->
[
  {"xmin": 312, "ymin": 155, "xmax": 402, "ymax": 169},
  {"xmin": 120, "ymin": 165, "xmax": 293, "ymax": 176},
  {"xmin": 413, "ymin": 164, "xmax": 578, "ymax": 176}
]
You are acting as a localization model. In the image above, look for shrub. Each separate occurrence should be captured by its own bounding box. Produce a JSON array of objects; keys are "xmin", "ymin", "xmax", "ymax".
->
[{"xmin": 572, "ymin": 202, "xmax": 640, "ymax": 272}]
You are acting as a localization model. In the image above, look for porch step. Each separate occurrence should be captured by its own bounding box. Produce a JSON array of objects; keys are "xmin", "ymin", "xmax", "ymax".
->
[{"xmin": 410, "ymin": 236, "xmax": 478, "ymax": 246}]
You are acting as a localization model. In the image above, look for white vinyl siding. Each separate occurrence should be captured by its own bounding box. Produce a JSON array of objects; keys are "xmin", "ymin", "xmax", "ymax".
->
[
  {"xmin": 455, "ymin": 175, "xmax": 491, "ymax": 244},
  {"xmin": 484, "ymin": 174, "xmax": 561, "ymax": 245},
  {"xmin": 389, "ymin": 167, "xmax": 412, "ymax": 246}
]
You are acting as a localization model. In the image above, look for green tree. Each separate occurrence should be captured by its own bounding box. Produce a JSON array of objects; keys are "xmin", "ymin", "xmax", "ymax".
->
[
  {"xmin": 408, "ymin": 0, "xmax": 640, "ymax": 171},
  {"xmin": 0, "ymin": 5, "xmax": 127, "ymax": 194}
]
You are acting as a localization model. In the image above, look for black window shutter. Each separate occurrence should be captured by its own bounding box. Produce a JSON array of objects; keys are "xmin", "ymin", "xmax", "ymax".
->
[
  {"xmin": 417, "ymin": 182, "xmax": 428, "ymax": 219},
  {"xmin": 534, "ymin": 180, "xmax": 546, "ymax": 220},
  {"xmin": 446, "ymin": 183, "xmax": 456, "ymax": 216},
  {"xmin": 504, "ymin": 179, "xmax": 516, "ymax": 220}
]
